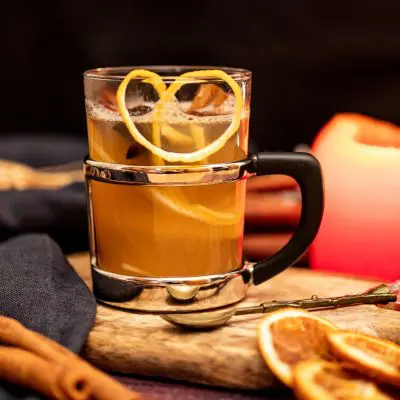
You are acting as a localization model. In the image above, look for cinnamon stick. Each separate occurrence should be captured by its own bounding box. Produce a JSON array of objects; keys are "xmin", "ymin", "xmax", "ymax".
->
[
  {"xmin": 98, "ymin": 88, "xmax": 118, "ymax": 111},
  {"xmin": 0, "ymin": 317, "xmax": 70, "ymax": 364},
  {"xmin": 0, "ymin": 347, "xmax": 89, "ymax": 400},
  {"xmin": 0, "ymin": 159, "xmax": 83, "ymax": 191},
  {"xmin": 0, "ymin": 317, "xmax": 142, "ymax": 400}
]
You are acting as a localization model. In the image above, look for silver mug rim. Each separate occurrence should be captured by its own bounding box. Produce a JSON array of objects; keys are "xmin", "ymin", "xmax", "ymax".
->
[{"xmin": 84, "ymin": 156, "xmax": 255, "ymax": 186}]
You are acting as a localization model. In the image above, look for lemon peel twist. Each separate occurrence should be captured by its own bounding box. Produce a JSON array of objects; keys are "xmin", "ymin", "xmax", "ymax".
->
[
  {"xmin": 116, "ymin": 69, "xmax": 243, "ymax": 163},
  {"xmin": 115, "ymin": 68, "xmax": 242, "ymax": 226}
]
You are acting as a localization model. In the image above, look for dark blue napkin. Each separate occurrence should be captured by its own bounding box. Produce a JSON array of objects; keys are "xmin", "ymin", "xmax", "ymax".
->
[
  {"xmin": 0, "ymin": 183, "xmax": 88, "ymax": 254},
  {"xmin": 0, "ymin": 234, "xmax": 97, "ymax": 399},
  {"xmin": 0, "ymin": 134, "xmax": 89, "ymax": 254},
  {"xmin": 0, "ymin": 134, "xmax": 95, "ymax": 398}
]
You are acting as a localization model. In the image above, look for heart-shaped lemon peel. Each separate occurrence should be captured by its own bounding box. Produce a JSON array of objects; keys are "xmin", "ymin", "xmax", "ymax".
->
[
  {"xmin": 115, "ymin": 68, "xmax": 241, "ymax": 226},
  {"xmin": 116, "ymin": 69, "xmax": 243, "ymax": 163}
]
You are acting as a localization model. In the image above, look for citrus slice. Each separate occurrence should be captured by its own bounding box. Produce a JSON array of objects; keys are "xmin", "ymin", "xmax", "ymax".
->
[
  {"xmin": 191, "ymin": 124, "xmax": 208, "ymax": 162},
  {"xmin": 257, "ymin": 308, "xmax": 337, "ymax": 387},
  {"xmin": 116, "ymin": 69, "xmax": 243, "ymax": 163},
  {"xmin": 328, "ymin": 331, "xmax": 400, "ymax": 388},
  {"xmin": 293, "ymin": 360, "xmax": 393, "ymax": 400},
  {"xmin": 160, "ymin": 125, "xmax": 192, "ymax": 146},
  {"xmin": 149, "ymin": 188, "xmax": 241, "ymax": 226},
  {"xmin": 147, "ymin": 92, "xmax": 238, "ymax": 226},
  {"xmin": 89, "ymin": 140, "xmax": 118, "ymax": 163},
  {"xmin": 89, "ymin": 138, "xmax": 240, "ymax": 226},
  {"xmin": 189, "ymin": 83, "xmax": 228, "ymax": 111},
  {"xmin": 116, "ymin": 69, "xmax": 242, "ymax": 225}
]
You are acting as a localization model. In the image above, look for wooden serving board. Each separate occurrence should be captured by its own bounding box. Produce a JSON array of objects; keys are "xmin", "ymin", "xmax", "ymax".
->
[{"xmin": 69, "ymin": 254, "xmax": 400, "ymax": 390}]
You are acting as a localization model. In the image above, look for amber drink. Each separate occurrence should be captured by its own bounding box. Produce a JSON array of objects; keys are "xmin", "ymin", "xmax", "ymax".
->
[{"xmin": 84, "ymin": 67, "xmax": 251, "ymax": 277}]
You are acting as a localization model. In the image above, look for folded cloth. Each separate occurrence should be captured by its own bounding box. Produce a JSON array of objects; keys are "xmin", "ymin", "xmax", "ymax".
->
[
  {"xmin": 0, "ymin": 134, "xmax": 87, "ymax": 169},
  {"xmin": 0, "ymin": 183, "xmax": 88, "ymax": 254},
  {"xmin": 0, "ymin": 134, "xmax": 89, "ymax": 254},
  {"xmin": 0, "ymin": 234, "xmax": 97, "ymax": 399}
]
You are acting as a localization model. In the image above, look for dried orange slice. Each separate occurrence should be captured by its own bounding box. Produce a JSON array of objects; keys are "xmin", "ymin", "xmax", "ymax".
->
[
  {"xmin": 328, "ymin": 331, "xmax": 400, "ymax": 388},
  {"xmin": 116, "ymin": 69, "xmax": 243, "ymax": 163},
  {"xmin": 293, "ymin": 360, "xmax": 393, "ymax": 400},
  {"xmin": 257, "ymin": 308, "xmax": 337, "ymax": 387}
]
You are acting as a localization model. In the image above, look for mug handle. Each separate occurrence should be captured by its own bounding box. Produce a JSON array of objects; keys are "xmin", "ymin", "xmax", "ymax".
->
[{"xmin": 248, "ymin": 152, "xmax": 324, "ymax": 285}]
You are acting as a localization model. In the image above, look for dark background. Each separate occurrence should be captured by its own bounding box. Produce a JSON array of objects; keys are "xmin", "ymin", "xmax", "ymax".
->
[
  {"xmin": 1, "ymin": 0, "xmax": 400, "ymax": 151},
  {"xmin": 0, "ymin": 5, "xmax": 399, "ymax": 397}
]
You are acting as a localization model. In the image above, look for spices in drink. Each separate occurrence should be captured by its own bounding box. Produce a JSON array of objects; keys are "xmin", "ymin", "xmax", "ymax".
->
[
  {"xmin": 189, "ymin": 84, "xmax": 228, "ymax": 114},
  {"xmin": 98, "ymin": 88, "xmax": 118, "ymax": 111},
  {"xmin": 128, "ymin": 105, "xmax": 153, "ymax": 116},
  {"xmin": 126, "ymin": 143, "xmax": 145, "ymax": 159}
]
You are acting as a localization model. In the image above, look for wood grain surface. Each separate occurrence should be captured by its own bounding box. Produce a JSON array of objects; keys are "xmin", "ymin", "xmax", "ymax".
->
[{"xmin": 69, "ymin": 254, "xmax": 400, "ymax": 390}]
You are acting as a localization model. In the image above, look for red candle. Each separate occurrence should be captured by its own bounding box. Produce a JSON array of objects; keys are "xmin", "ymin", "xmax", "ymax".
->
[{"xmin": 310, "ymin": 114, "xmax": 400, "ymax": 281}]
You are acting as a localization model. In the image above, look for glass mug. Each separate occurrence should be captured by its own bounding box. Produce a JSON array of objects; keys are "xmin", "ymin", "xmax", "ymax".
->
[{"xmin": 83, "ymin": 66, "xmax": 323, "ymax": 312}]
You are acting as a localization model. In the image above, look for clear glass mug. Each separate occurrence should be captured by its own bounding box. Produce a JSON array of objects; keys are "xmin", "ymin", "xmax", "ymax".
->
[{"xmin": 83, "ymin": 66, "xmax": 323, "ymax": 312}]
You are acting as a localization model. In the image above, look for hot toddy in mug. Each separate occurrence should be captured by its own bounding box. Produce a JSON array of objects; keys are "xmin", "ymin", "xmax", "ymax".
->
[{"xmin": 83, "ymin": 66, "xmax": 323, "ymax": 312}]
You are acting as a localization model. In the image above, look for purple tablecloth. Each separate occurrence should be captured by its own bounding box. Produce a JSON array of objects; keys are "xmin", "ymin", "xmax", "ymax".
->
[{"xmin": 116, "ymin": 375, "xmax": 295, "ymax": 399}]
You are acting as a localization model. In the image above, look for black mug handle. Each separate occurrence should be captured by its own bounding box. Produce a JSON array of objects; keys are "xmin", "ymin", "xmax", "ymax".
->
[{"xmin": 248, "ymin": 152, "xmax": 324, "ymax": 285}]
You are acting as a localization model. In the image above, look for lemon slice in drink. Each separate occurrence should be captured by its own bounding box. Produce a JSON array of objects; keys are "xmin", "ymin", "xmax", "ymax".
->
[
  {"xmin": 160, "ymin": 125, "xmax": 193, "ymax": 147},
  {"xmin": 150, "ymin": 188, "xmax": 241, "ymax": 226},
  {"xmin": 116, "ymin": 68, "xmax": 243, "ymax": 226},
  {"xmin": 116, "ymin": 69, "xmax": 243, "ymax": 163},
  {"xmin": 190, "ymin": 124, "xmax": 208, "ymax": 163}
]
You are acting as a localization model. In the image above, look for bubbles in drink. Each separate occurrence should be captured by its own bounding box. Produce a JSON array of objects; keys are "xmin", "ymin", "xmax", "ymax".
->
[
  {"xmin": 86, "ymin": 98, "xmax": 240, "ymax": 125},
  {"xmin": 86, "ymin": 99, "xmax": 248, "ymax": 165}
]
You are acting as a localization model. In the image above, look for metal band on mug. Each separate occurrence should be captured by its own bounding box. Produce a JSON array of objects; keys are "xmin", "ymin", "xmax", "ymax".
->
[
  {"xmin": 84, "ymin": 154, "xmax": 255, "ymax": 312},
  {"xmin": 84, "ymin": 156, "xmax": 254, "ymax": 186},
  {"xmin": 91, "ymin": 263, "xmax": 253, "ymax": 312}
]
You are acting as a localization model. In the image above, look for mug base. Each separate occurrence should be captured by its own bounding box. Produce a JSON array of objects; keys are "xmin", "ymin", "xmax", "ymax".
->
[{"xmin": 91, "ymin": 262, "xmax": 253, "ymax": 313}]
